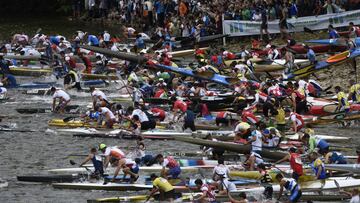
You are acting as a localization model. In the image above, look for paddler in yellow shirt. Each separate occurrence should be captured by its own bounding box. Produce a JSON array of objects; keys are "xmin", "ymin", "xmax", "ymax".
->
[
  {"xmin": 335, "ymin": 86, "xmax": 350, "ymax": 114},
  {"xmin": 274, "ymin": 102, "xmax": 286, "ymax": 134},
  {"xmin": 146, "ymin": 173, "xmax": 175, "ymax": 202},
  {"xmin": 348, "ymin": 80, "xmax": 360, "ymax": 103}
]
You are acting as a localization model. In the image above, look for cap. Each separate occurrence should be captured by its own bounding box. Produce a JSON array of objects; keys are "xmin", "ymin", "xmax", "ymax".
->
[{"xmin": 99, "ymin": 143, "xmax": 107, "ymax": 150}]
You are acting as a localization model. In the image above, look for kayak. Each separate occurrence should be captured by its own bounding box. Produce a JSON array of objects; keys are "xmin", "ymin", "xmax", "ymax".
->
[
  {"xmin": 309, "ymin": 103, "xmax": 360, "ymax": 116},
  {"xmin": 16, "ymin": 105, "xmax": 80, "ymax": 114},
  {"xmin": 230, "ymin": 170, "xmax": 315, "ymax": 183},
  {"xmin": 173, "ymin": 136, "xmax": 287, "ymax": 160},
  {"xmin": 9, "ymin": 67, "xmax": 52, "ymax": 77},
  {"xmin": 253, "ymin": 59, "xmax": 309, "ymax": 70},
  {"xmin": 238, "ymin": 177, "xmax": 360, "ymax": 193},
  {"xmin": 80, "ymin": 73, "xmax": 119, "ymax": 81},
  {"xmin": 169, "ymin": 47, "xmax": 209, "ymax": 57},
  {"xmin": 308, "ymin": 113, "xmax": 360, "ymax": 125},
  {"xmin": 286, "ymin": 134, "xmax": 351, "ymax": 142},
  {"xmin": 154, "ymin": 64, "xmax": 238, "ymax": 86},
  {"xmin": 326, "ymin": 50, "xmax": 350, "ymax": 63},
  {"xmin": 285, "ymin": 48, "xmax": 360, "ymax": 80},
  {"xmin": 288, "ymin": 44, "xmax": 348, "ymax": 54},
  {"xmin": 325, "ymin": 164, "xmax": 360, "ymax": 173},
  {"xmin": 306, "ymin": 37, "xmax": 360, "ymax": 46}
]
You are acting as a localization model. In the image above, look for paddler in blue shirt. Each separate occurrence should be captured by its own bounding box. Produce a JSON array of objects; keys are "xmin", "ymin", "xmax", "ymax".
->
[
  {"xmin": 308, "ymin": 152, "xmax": 327, "ymax": 180},
  {"xmin": 328, "ymin": 24, "xmax": 340, "ymax": 39},
  {"xmin": 304, "ymin": 45, "xmax": 317, "ymax": 65},
  {"xmin": 1, "ymin": 74, "xmax": 17, "ymax": 88},
  {"xmin": 79, "ymin": 147, "xmax": 104, "ymax": 177},
  {"xmin": 324, "ymin": 151, "xmax": 347, "ymax": 164}
]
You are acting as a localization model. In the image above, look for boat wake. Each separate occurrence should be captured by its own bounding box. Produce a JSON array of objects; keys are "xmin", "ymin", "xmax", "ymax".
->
[{"xmin": 0, "ymin": 178, "xmax": 8, "ymax": 188}]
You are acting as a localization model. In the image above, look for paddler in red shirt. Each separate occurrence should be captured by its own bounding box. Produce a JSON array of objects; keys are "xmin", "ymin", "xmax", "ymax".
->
[
  {"xmin": 151, "ymin": 107, "xmax": 166, "ymax": 121},
  {"xmin": 78, "ymin": 52, "xmax": 92, "ymax": 74},
  {"xmin": 274, "ymin": 147, "xmax": 303, "ymax": 181}
]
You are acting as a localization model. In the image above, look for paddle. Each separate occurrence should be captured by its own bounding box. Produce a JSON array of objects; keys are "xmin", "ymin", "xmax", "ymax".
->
[
  {"xmin": 69, "ymin": 160, "xmax": 92, "ymax": 173},
  {"xmin": 304, "ymin": 27, "xmax": 316, "ymax": 35},
  {"xmin": 63, "ymin": 116, "xmax": 76, "ymax": 122}
]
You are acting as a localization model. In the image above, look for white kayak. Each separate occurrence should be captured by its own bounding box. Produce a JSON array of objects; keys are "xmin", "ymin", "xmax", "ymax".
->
[
  {"xmin": 286, "ymin": 134, "xmax": 351, "ymax": 142},
  {"xmin": 325, "ymin": 164, "xmax": 360, "ymax": 173},
  {"xmin": 239, "ymin": 177, "xmax": 360, "ymax": 193},
  {"xmin": 52, "ymin": 182, "xmax": 153, "ymax": 191}
]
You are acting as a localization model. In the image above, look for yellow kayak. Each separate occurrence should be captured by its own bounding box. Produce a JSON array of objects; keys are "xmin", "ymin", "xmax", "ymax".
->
[
  {"xmin": 9, "ymin": 67, "xmax": 52, "ymax": 77},
  {"xmin": 81, "ymin": 73, "xmax": 119, "ymax": 80},
  {"xmin": 230, "ymin": 170, "xmax": 315, "ymax": 183}
]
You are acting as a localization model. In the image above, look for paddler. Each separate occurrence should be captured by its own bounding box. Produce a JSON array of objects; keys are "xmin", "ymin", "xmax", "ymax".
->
[
  {"xmin": 194, "ymin": 179, "xmax": 216, "ymax": 203},
  {"xmin": 90, "ymin": 87, "xmax": 109, "ymax": 109},
  {"xmin": 276, "ymin": 173, "xmax": 302, "ymax": 203},
  {"xmin": 1, "ymin": 74, "xmax": 17, "ymax": 88},
  {"xmin": 285, "ymin": 109, "xmax": 304, "ymax": 133},
  {"xmin": 63, "ymin": 66, "xmax": 81, "ymax": 91},
  {"xmin": 274, "ymin": 102, "xmax": 286, "ymax": 134},
  {"xmin": 79, "ymin": 147, "xmax": 104, "ymax": 178},
  {"xmin": 171, "ymin": 96, "xmax": 188, "ymax": 122},
  {"xmin": 128, "ymin": 105, "xmax": 156, "ymax": 130},
  {"xmin": 155, "ymin": 154, "xmax": 181, "ymax": 179},
  {"xmin": 291, "ymin": 82, "xmax": 307, "ymax": 114},
  {"xmin": 301, "ymin": 133, "xmax": 330, "ymax": 155},
  {"xmin": 95, "ymin": 106, "xmax": 116, "ymax": 128},
  {"xmin": 212, "ymin": 157, "xmax": 231, "ymax": 180},
  {"xmin": 0, "ymin": 83, "xmax": 7, "ymax": 98},
  {"xmin": 234, "ymin": 122, "xmax": 251, "ymax": 142},
  {"xmin": 328, "ymin": 24, "xmax": 340, "ymax": 39},
  {"xmin": 50, "ymin": 87, "xmax": 71, "ymax": 113},
  {"xmin": 349, "ymin": 80, "xmax": 360, "ymax": 103},
  {"xmin": 283, "ymin": 48, "xmax": 298, "ymax": 74},
  {"xmin": 99, "ymin": 144, "xmax": 139, "ymax": 182},
  {"xmin": 267, "ymin": 45, "xmax": 281, "ymax": 60},
  {"xmin": 274, "ymin": 147, "xmax": 303, "ymax": 181},
  {"xmin": 308, "ymin": 152, "xmax": 327, "ymax": 180},
  {"xmin": 304, "ymin": 45, "xmax": 317, "ymax": 65},
  {"xmin": 335, "ymin": 86, "xmax": 350, "ymax": 113},
  {"xmin": 215, "ymin": 111, "xmax": 232, "ymax": 127},
  {"xmin": 238, "ymin": 108, "xmax": 259, "ymax": 126},
  {"xmin": 244, "ymin": 150, "xmax": 264, "ymax": 171},
  {"xmin": 257, "ymin": 163, "xmax": 273, "ymax": 200},
  {"xmin": 111, "ymin": 158, "xmax": 140, "ymax": 183},
  {"xmin": 146, "ymin": 173, "xmax": 175, "ymax": 202},
  {"xmin": 150, "ymin": 107, "xmax": 166, "ymax": 121},
  {"xmin": 348, "ymin": 22, "xmax": 360, "ymax": 38},
  {"xmin": 324, "ymin": 151, "xmax": 347, "ymax": 164},
  {"xmin": 248, "ymin": 126, "xmax": 263, "ymax": 153}
]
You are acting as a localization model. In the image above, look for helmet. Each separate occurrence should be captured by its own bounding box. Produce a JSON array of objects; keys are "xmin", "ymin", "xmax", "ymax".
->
[{"xmin": 99, "ymin": 143, "xmax": 107, "ymax": 150}]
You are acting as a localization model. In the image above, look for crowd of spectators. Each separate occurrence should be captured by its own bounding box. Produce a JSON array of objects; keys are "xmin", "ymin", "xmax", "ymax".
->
[{"xmin": 72, "ymin": 0, "xmax": 360, "ymax": 34}]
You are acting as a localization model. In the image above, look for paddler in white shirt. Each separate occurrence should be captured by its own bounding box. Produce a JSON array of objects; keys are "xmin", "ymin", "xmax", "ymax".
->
[
  {"xmin": 50, "ymin": 87, "xmax": 71, "ymax": 113},
  {"xmin": 90, "ymin": 87, "xmax": 110, "ymax": 109}
]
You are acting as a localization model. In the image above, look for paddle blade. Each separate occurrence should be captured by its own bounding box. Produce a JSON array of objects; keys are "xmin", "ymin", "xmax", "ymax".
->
[
  {"xmin": 304, "ymin": 27, "xmax": 315, "ymax": 34},
  {"xmin": 69, "ymin": 160, "xmax": 76, "ymax": 165}
]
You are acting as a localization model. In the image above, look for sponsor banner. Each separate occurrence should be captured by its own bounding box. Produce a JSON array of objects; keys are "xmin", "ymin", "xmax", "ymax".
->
[{"xmin": 223, "ymin": 10, "xmax": 360, "ymax": 36}]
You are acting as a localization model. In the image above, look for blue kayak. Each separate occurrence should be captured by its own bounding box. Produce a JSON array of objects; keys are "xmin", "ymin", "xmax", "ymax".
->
[
  {"xmin": 286, "ymin": 48, "xmax": 360, "ymax": 80},
  {"xmin": 82, "ymin": 80, "xmax": 106, "ymax": 86},
  {"xmin": 306, "ymin": 37, "xmax": 360, "ymax": 46},
  {"xmin": 155, "ymin": 64, "xmax": 237, "ymax": 86}
]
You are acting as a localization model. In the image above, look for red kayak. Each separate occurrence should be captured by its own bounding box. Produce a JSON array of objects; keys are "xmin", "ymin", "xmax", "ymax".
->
[{"xmin": 309, "ymin": 102, "xmax": 360, "ymax": 116}]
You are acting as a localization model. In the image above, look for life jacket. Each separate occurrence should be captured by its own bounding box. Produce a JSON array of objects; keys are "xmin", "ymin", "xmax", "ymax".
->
[
  {"xmin": 165, "ymin": 156, "xmax": 179, "ymax": 168},
  {"xmin": 289, "ymin": 153, "xmax": 303, "ymax": 175},
  {"xmin": 337, "ymin": 91, "xmax": 350, "ymax": 109},
  {"xmin": 242, "ymin": 111, "xmax": 259, "ymax": 125},
  {"xmin": 201, "ymin": 184, "xmax": 216, "ymax": 201},
  {"xmin": 311, "ymin": 158, "xmax": 327, "ymax": 179},
  {"xmin": 217, "ymin": 111, "xmax": 227, "ymax": 119},
  {"xmin": 260, "ymin": 171, "xmax": 272, "ymax": 184},
  {"xmin": 290, "ymin": 112, "xmax": 304, "ymax": 127},
  {"xmin": 110, "ymin": 148, "xmax": 126, "ymax": 160}
]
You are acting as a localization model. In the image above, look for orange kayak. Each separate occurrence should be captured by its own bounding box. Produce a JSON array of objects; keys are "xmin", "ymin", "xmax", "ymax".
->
[{"xmin": 326, "ymin": 50, "xmax": 350, "ymax": 63}]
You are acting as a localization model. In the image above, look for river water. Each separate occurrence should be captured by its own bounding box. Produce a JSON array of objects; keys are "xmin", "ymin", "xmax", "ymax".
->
[{"xmin": 0, "ymin": 17, "xmax": 359, "ymax": 203}]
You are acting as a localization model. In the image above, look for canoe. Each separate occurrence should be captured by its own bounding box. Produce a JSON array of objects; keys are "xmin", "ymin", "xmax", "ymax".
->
[
  {"xmin": 16, "ymin": 105, "xmax": 80, "ymax": 114},
  {"xmin": 9, "ymin": 67, "xmax": 52, "ymax": 77},
  {"xmin": 173, "ymin": 136, "xmax": 287, "ymax": 160},
  {"xmin": 253, "ymin": 59, "xmax": 309, "ymax": 70},
  {"xmin": 326, "ymin": 50, "xmax": 350, "ymax": 63}
]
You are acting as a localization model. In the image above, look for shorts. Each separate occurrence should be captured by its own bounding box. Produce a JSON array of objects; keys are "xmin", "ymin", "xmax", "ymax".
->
[
  {"xmin": 290, "ymin": 189, "xmax": 302, "ymax": 202},
  {"xmin": 163, "ymin": 189, "xmax": 175, "ymax": 200},
  {"xmin": 130, "ymin": 165, "xmax": 139, "ymax": 174},
  {"xmin": 183, "ymin": 121, "xmax": 196, "ymax": 131},
  {"xmin": 216, "ymin": 117, "xmax": 229, "ymax": 126},
  {"xmin": 318, "ymin": 146, "xmax": 329, "ymax": 155},
  {"xmin": 261, "ymin": 23, "xmax": 268, "ymax": 30},
  {"xmin": 292, "ymin": 172, "xmax": 302, "ymax": 181},
  {"xmin": 141, "ymin": 121, "xmax": 155, "ymax": 130},
  {"xmin": 276, "ymin": 124, "xmax": 286, "ymax": 132},
  {"xmin": 168, "ymin": 166, "xmax": 181, "ymax": 179},
  {"xmin": 263, "ymin": 186, "xmax": 273, "ymax": 199}
]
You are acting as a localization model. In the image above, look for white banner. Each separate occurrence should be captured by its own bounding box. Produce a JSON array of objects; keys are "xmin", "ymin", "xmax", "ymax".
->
[{"xmin": 223, "ymin": 10, "xmax": 360, "ymax": 37}]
